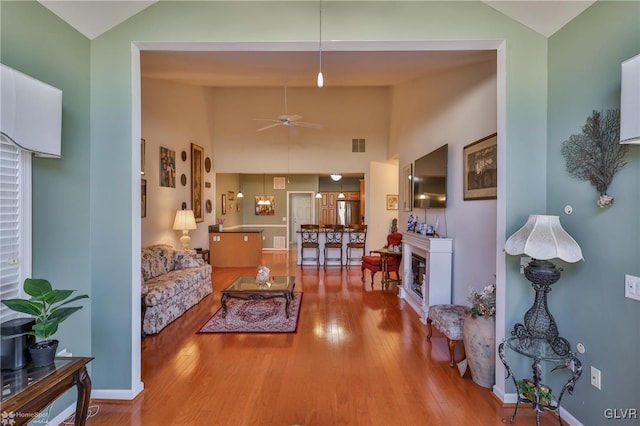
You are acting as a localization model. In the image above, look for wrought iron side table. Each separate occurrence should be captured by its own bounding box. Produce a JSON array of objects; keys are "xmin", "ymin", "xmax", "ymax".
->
[{"xmin": 499, "ymin": 337, "xmax": 582, "ymax": 426}]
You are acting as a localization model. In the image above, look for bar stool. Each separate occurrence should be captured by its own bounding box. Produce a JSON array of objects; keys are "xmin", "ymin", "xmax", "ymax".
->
[
  {"xmin": 300, "ymin": 224, "xmax": 320, "ymax": 269},
  {"xmin": 323, "ymin": 224, "xmax": 344, "ymax": 269},
  {"xmin": 346, "ymin": 224, "xmax": 367, "ymax": 266}
]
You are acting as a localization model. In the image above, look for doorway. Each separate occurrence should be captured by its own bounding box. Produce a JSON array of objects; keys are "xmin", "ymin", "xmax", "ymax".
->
[{"xmin": 288, "ymin": 191, "xmax": 314, "ymax": 250}]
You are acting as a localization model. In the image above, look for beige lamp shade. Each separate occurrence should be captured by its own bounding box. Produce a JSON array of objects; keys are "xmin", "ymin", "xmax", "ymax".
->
[
  {"xmin": 173, "ymin": 210, "xmax": 197, "ymax": 231},
  {"xmin": 504, "ymin": 215, "xmax": 583, "ymax": 263}
]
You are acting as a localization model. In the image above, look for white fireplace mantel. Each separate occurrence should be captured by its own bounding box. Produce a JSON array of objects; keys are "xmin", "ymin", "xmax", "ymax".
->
[{"xmin": 399, "ymin": 232, "xmax": 453, "ymax": 323}]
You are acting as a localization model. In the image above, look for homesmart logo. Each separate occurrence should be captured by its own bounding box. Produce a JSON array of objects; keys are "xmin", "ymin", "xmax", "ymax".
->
[{"xmin": 1, "ymin": 411, "xmax": 47, "ymax": 425}]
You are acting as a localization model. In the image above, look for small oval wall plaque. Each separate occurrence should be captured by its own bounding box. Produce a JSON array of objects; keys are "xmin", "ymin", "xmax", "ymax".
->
[
  {"xmin": 205, "ymin": 157, "xmax": 211, "ymax": 172},
  {"xmin": 180, "ymin": 174, "xmax": 187, "ymax": 186}
]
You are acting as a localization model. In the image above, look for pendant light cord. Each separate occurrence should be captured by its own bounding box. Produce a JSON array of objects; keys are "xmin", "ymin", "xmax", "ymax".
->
[{"xmin": 317, "ymin": 0, "xmax": 324, "ymax": 88}]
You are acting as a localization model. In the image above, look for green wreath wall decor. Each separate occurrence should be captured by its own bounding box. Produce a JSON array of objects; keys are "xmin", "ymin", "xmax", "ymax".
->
[{"xmin": 561, "ymin": 109, "xmax": 629, "ymax": 208}]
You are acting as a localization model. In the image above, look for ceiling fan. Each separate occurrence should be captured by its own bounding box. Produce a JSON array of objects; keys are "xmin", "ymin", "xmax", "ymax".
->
[{"xmin": 254, "ymin": 84, "xmax": 323, "ymax": 132}]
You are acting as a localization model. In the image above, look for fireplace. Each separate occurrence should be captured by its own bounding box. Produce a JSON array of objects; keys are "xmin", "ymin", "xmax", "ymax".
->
[
  {"xmin": 411, "ymin": 253, "xmax": 426, "ymax": 298},
  {"xmin": 399, "ymin": 232, "xmax": 453, "ymax": 323}
]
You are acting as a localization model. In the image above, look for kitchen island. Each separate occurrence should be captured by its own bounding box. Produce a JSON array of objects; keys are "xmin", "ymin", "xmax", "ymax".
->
[{"xmin": 209, "ymin": 227, "xmax": 263, "ymax": 267}]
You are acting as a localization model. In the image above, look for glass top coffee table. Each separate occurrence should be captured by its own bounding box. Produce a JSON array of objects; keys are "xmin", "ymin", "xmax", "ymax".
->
[{"xmin": 220, "ymin": 276, "xmax": 296, "ymax": 318}]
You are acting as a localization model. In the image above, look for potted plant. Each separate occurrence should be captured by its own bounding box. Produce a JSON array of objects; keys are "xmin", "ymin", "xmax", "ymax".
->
[
  {"xmin": 1, "ymin": 278, "xmax": 88, "ymax": 367},
  {"xmin": 462, "ymin": 284, "xmax": 496, "ymax": 388},
  {"xmin": 517, "ymin": 379, "xmax": 555, "ymax": 407}
]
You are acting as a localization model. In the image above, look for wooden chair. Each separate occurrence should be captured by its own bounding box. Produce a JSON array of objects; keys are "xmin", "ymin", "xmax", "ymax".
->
[
  {"xmin": 323, "ymin": 224, "xmax": 344, "ymax": 269},
  {"xmin": 346, "ymin": 224, "xmax": 367, "ymax": 266},
  {"xmin": 300, "ymin": 224, "xmax": 320, "ymax": 269},
  {"xmin": 361, "ymin": 232, "xmax": 402, "ymax": 288}
]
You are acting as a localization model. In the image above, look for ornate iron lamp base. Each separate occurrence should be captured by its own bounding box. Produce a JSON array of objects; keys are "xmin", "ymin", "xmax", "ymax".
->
[{"xmin": 510, "ymin": 259, "xmax": 570, "ymax": 356}]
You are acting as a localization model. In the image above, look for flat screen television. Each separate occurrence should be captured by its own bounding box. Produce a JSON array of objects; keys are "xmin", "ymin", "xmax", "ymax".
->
[{"xmin": 413, "ymin": 144, "xmax": 448, "ymax": 209}]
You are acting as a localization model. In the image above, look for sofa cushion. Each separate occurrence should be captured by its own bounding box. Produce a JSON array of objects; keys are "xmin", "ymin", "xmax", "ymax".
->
[
  {"xmin": 141, "ymin": 244, "xmax": 177, "ymax": 280},
  {"xmin": 144, "ymin": 266, "xmax": 211, "ymax": 307},
  {"xmin": 174, "ymin": 250, "xmax": 202, "ymax": 269}
]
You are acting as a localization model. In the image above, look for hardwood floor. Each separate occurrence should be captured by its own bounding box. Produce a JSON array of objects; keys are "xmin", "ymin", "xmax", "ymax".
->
[{"xmin": 85, "ymin": 251, "xmax": 561, "ymax": 425}]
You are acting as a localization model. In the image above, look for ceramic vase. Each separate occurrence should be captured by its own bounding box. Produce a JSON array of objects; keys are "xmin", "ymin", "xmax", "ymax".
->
[
  {"xmin": 256, "ymin": 272, "xmax": 269, "ymax": 284},
  {"xmin": 463, "ymin": 315, "xmax": 496, "ymax": 388}
]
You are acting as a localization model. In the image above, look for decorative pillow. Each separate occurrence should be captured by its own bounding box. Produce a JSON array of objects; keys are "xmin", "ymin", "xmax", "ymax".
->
[
  {"xmin": 141, "ymin": 247, "xmax": 166, "ymax": 281},
  {"xmin": 174, "ymin": 251, "xmax": 202, "ymax": 269}
]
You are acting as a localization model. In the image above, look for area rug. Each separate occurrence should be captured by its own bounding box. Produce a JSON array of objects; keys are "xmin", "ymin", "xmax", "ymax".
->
[{"xmin": 198, "ymin": 293, "xmax": 302, "ymax": 334}]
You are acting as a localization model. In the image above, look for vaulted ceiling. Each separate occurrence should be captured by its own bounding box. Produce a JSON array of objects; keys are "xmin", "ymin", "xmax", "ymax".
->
[{"xmin": 36, "ymin": 1, "xmax": 595, "ymax": 88}]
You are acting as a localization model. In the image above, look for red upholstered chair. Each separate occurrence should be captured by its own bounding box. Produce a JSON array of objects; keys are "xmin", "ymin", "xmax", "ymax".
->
[{"xmin": 361, "ymin": 233, "xmax": 403, "ymax": 289}]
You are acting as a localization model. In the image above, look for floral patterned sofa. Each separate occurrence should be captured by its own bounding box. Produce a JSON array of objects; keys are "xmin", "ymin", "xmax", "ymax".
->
[{"xmin": 141, "ymin": 244, "xmax": 212, "ymax": 335}]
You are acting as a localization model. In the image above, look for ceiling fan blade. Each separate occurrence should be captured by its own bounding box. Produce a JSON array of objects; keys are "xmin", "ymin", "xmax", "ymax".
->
[
  {"xmin": 291, "ymin": 121, "xmax": 323, "ymax": 130},
  {"xmin": 256, "ymin": 122, "xmax": 283, "ymax": 132},
  {"xmin": 284, "ymin": 114, "xmax": 303, "ymax": 122}
]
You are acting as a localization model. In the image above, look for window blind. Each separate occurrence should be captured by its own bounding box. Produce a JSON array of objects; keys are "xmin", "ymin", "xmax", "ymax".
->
[{"xmin": 0, "ymin": 138, "xmax": 22, "ymax": 320}]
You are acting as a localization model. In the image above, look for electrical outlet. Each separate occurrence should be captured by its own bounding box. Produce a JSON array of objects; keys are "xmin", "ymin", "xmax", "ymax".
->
[
  {"xmin": 591, "ymin": 366, "xmax": 601, "ymax": 390},
  {"xmin": 625, "ymin": 274, "xmax": 640, "ymax": 301}
]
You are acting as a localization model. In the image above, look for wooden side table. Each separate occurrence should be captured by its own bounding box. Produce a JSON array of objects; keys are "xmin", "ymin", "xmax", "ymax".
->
[
  {"xmin": 195, "ymin": 248, "xmax": 210, "ymax": 264},
  {"xmin": 1, "ymin": 357, "xmax": 93, "ymax": 425}
]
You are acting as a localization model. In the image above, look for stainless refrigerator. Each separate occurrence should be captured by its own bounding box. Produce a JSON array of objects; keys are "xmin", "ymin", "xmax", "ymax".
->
[{"xmin": 336, "ymin": 200, "xmax": 361, "ymax": 226}]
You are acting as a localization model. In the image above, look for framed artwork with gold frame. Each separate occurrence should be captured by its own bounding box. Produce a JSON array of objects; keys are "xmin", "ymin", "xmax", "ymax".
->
[{"xmin": 191, "ymin": 143, "xmax": 204, "ymax": 222}]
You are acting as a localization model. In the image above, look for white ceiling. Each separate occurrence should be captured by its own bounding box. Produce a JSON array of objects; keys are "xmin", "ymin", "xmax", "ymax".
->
[{"xmin": 36, "ymin": 0, "xmax": 595, "ymax": 88}]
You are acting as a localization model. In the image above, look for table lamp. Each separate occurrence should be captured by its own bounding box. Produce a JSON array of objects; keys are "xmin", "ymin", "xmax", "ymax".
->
[
  {"xmin": 173, "ymin": 209, "xmax": 197, "ymax": 249},
  {"xmin": 504, "ymin": 214, "xmax": 583, "ymax": 355}
]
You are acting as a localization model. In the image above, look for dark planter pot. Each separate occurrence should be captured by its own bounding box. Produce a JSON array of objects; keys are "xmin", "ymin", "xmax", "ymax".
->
[{"xmin": 29, "ymin": 340, "xmax": 58, "ymax": 367}]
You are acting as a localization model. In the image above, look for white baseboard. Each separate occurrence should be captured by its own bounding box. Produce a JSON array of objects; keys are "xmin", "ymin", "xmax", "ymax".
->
[
  {"xmin": 91, "ymin": 380, "xmax": 144, "ymax": 400},
  {"xmin": 493, "ymin": 391, "xmax": 583, "ymax": 426}
]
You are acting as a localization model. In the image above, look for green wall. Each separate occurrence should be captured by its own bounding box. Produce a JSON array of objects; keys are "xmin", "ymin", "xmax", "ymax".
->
[
  {"xmin": 10, "ymin": 1, "xmax": 636, "ymax": 423},
  {"xmin": 1, "ymin": 0, "xmax": 91, "ymax": 417},
  {"xmin": 547, "ymin": 2, "xmax": 640, "ymax": 424}
]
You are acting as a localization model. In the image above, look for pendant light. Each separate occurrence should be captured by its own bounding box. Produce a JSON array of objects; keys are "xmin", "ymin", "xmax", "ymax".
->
[
  {"xmin": 237, "ymin": 174, "xmax": 244, "ymax": 198},
  {"xmin": 338, "ymin": 180, "xmax": 345, "ymax": 199},
  {"xmin": 316, "ymin": 0, "xmax": 324, "ymax": 88},
  {"xmin": 257, "ymin": 174, "xmax": 271, "ymax": 206}
]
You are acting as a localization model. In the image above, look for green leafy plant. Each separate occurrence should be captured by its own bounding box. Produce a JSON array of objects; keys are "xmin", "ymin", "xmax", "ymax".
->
[
  {"xmin": 1, "ymin": 278, "xmax": 89, "ymax": 341},
  {"xmin": 517, "ymin": 379, "xmax": 554, "ymax": 406}
]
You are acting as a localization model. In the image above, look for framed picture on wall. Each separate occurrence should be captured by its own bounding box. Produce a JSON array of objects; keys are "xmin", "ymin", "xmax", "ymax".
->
[
  {"xmin": 221, "ymin": 194, "xmax": 227, "ymax": 215},
  {"xmin": 191, "ymin": 143, "xmax": 204, "ymax": 222},
  {"xmin": 141, "ymin": 179, "xmax": 146, "ymax": 218},
  {"xmin": 387, "ymin": 194, "xmax": 399, "ymax": 210},
  {"xmin": 255, "ymin": 196, "xmax": 275, "ymax": 215},
  {"xmin": 141, "ymin": 139, "xmax": 146, "ymax": 175},
  {"xmin": 463, "ymin": 133, "xmax": 497, "ymax": 200},
  {"xmin": 159, "ymin": 146, "xmax": 175, "ymax": 188},
  {"xmin": 402, "ymin": 164, "xmax": 412, "ymax": 212}
]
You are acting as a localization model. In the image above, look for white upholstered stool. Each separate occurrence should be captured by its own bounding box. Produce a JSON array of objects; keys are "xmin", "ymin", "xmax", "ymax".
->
[{"xmin": 426, "ymin": 304, "xmax": 471, "ymax": 367}]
